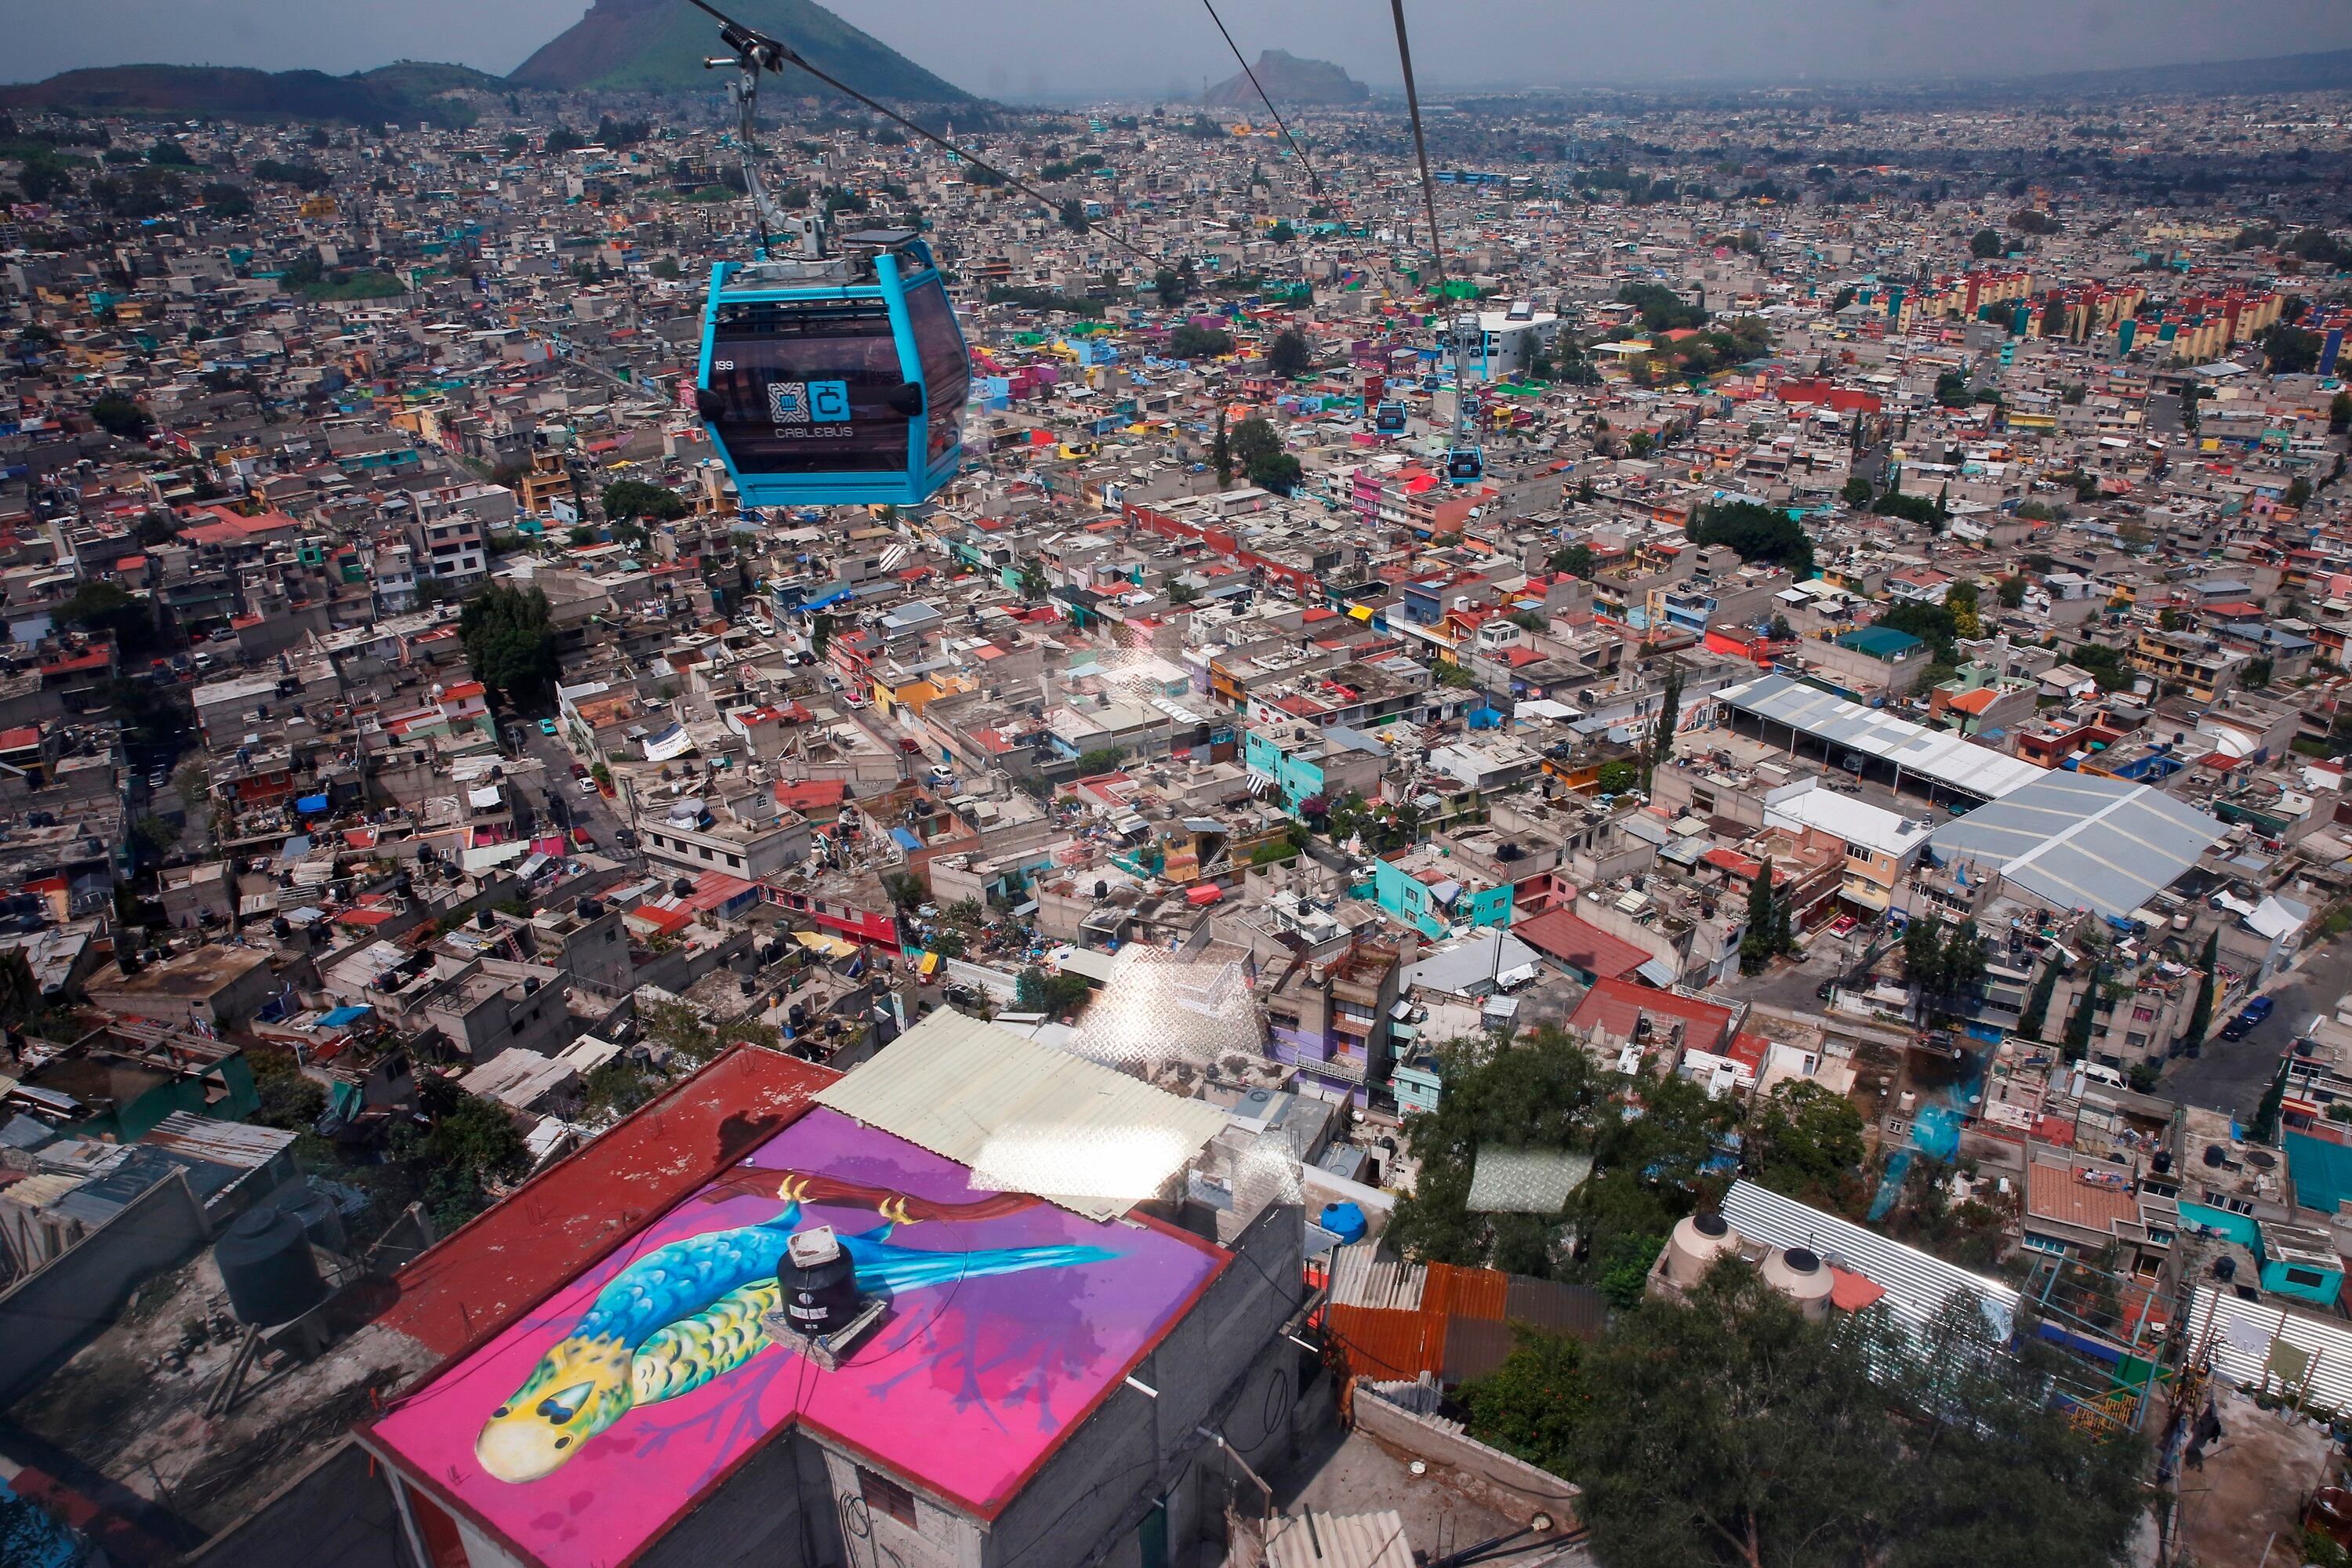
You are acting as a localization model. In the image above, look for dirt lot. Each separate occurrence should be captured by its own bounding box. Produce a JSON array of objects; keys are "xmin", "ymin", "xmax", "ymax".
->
[{"xmin": 2174, "ymin": 1388, "xmax": 2339, "ymax": 1568}]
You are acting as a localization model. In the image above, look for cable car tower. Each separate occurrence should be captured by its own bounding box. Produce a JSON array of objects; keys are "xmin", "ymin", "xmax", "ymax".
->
[{"xmin": 688, "ymin": 3, "xmax": 971, "ymax": 510}]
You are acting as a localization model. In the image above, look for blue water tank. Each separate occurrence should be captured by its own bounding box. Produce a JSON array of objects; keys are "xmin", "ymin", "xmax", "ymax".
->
[{"xmin": 1319, "ymin": 1202, "xmax": 1367, "ymax": 1244}]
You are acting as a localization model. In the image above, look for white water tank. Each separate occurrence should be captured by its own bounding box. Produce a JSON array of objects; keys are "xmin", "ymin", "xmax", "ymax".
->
[
  {"xmin": 1664, "ymin": 1210, "xmax": 1743, "ymax": 1288},
  {"xmin": 1763, "ymin": 1246, "xmax": 1835, "ymax": 1321}
]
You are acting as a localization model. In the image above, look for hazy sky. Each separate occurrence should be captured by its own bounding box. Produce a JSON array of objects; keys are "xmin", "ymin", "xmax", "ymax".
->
[{"xmin": 10, "ymin": 0, "xmax": 2352, "ymax": 96}]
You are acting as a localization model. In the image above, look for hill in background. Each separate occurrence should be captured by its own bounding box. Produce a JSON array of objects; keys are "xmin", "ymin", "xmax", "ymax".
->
[
  {"xmin": 506, "ymin": 0, "xmax": 973, "ymax": 102},
  {"xmin": 1203, "ymin": 50, "xmax": 1368, "ymax": 109},
  {"xmin": 0, "ymin": 62, "xmax": 500, "ymax": 125}
]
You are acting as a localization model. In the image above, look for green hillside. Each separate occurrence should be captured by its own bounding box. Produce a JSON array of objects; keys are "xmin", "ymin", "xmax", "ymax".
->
[{"xmin": 507, "ymin": 0, "xmax": 973, "ymax": 102}]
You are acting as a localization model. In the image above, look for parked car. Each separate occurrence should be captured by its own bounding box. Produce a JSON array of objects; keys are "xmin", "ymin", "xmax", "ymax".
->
[
  {"xmin": 578, "ymin": 775, "xmax": 599, "ymax": 795},
  {"xmin": 539, "ymin": 717, "xmax": 559, "ymax": 735},
  {"xmin": 569, "ymin": 762, "xmax": 588, "ymax": 779},
  {"xmin": 2221, "ymin": 996, "xmax": 2275, "ymax": 1040},
  {"xmin": 570, "ymin": 828, "xmax": 593, "ymax": 851}
]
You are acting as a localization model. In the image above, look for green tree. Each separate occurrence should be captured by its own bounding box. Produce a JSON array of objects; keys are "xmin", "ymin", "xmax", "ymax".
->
[
  {"xmin": 1014, "ymin": 967, "xmax": 1093, "ymax": 1017},
  {"xmin": 1646, "ymin": 659, "xmax": 1682, "ymax": 784},
  {"xmin": 456, "ymin": 583, "xmax": 561, "ymax": 706},
  {"xmin": 1154, "ymin": 260, "xmax": 1197, "ymax": 308},
  {"xmin": 2182, "ymin": 931, "xmax": 2220, "ymax": 1052},
  {"xmin": 2285, "ymin": 477, "xmax": 2313, "ymax": 511},
  {"xmin": 1267, "ymin": 327, "xmax": 1312, "ymax": 378},
  {"xmin": 1687, "ymin": 500, "xmax": 1814, "ymax": 577},
  {"xmin": 1840, "ymin": 474, "xmax": 1873, "ymax": 508},
  {"xmin": 2061, "ymin": 961, "xmax": 2103, "ymax": 1061},
  {"xmin": 1739, "ymin": 857, "xmax": 1778, "ymax": 975},
  {"xmin": 1969, "ymin": 227, "xmax": 2005, "ymax": 259},
  {"xmin": 1165, "ymin": 323, "xmax": 1235, "ymax": 360},
  {"xmin": 1750, "ymin": 1080, "xmax": 1867, "ymax": 1206},
  {"xmin": 649, "ymin": 256, "xmax": 682, "ymax": 281},
  {"xmin": 401, "ymin": 1073, "xmax": 531, "ymax": 1232},
  {"xmin": 1548, "ymin": 543, "xmax": 1595, "ymax": 578},
  {"xmin": 1229, "ymin": 416, "xmax": 1301, "ymax": 495},
  {"xmin": 58, "ymin": 579, "xmax": 158, "ymax": 652},
  {"xmin": 2331, "ymin": 390, "xmax": 2351, "ymax": 434},
  {"xmin": 2016, "ymin": 956, "xmax": 2060, "ymax": 1041},
  {"xmin": 1210, "ymin": 408, "xmax": 1233, "ymax": 487},
  {"xmin": 1458, "ymin": 1327, "xmax": 1584, "ymax": 1477},
  {"xmin": 601, "ymin": 478, "xmax": 687, "ymax": 523},
  {"xmin": 89, "ymin": 394, "xmax": 154, "ymax": 439},
  {"xmin": 1058, "ymin": 198, "xmax": 1088, "ymax": 232},
  {"xmin": 201, "ymin": 181, "xmax": 252, "ymax": 218}
]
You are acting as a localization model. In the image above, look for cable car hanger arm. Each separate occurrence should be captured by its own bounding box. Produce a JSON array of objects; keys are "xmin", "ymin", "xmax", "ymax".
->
[{"xmin": 683, "ymin": 0, "xmax": 1164, "ymax": 270}]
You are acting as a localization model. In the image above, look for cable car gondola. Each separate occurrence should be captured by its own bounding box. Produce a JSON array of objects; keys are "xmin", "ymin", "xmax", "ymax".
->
[
  {"xmin": 685, "ymin": 2, "xmax": 970, "ymax": 510},
  {"xmin": 1373, "ymin": 401, "xmax": 1407, "ymax": 436},
  {"xmin": 695, "ymin": 228, "xmax": 970, "ymax": 509}
]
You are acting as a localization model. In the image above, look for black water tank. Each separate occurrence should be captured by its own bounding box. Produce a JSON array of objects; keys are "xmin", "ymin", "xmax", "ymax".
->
[
  {"xmin": 2215, "ymin": 1255, "xmax": 2238, "ymax": 1282},
  {"xmin": 1693, "ymin": 1212, "xmax": 1730, "ymax": 1240},
  {"xmin": 778, "ymin": 1229, "xmax": 859, "ymax": 1336},
  {"xmin": 217, "ymin": 1205, "xmax": 327, "ymax": 1327},
  {"xmin": 578, "ymin": 897, "xmax": 604, "ymax": 920}
]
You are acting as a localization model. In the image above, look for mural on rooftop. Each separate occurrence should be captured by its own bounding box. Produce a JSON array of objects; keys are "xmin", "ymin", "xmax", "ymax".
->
[{"xmin": 371, "ymin": 1107, "xmax": 1224, "ymax": 1561}]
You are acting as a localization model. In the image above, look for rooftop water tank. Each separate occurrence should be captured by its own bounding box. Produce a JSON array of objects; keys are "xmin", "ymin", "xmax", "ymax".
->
[
  {"xmin": 216, "ymin": 1204, "xmax": 327, "ymax": 1327},
  {"xmin": 1319, "ymin": 1201, "xmax": 1367, "ymax": 1245},
  {"xmin": 1663, "ymin": 1210, "xmax": 1742, "ymax": 1289},
  {"xmin": 1763, "ymin": 1246, "xmax": 1835, "ymax": 1321},
  {"xmin": 778, "ymin": 1226, "xmax": 859, "ymax": 1337}
]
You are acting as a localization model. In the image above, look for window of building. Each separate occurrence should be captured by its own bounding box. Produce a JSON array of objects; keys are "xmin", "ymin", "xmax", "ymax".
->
[
  {"xmin": 2286, "ymin": 1266, "xmax": 2329, "ymax": 1288},
  {"xmin": 858, "ymin": 1467, "xmax": 916, "ymax": 1528},
  {"xmin": 726, "ymin": 855, "xmax": 742, "ymax": 868},
  {"xmin": 699, "ymin": 846, "xmax": 713, "ymax": 860}
]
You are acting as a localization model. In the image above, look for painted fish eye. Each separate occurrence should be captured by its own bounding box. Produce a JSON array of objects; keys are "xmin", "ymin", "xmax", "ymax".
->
[
  {"xmin": 555, "ymin": 1436, "xmax": 572, "ymax": 1450},
  {"xmin": 493, "ymin": 1405, "xmax": 511, "ymax": 1417},
  {"xmin": 535, "ymin": 1381, "xmax": 595, "ymax": 1425}
]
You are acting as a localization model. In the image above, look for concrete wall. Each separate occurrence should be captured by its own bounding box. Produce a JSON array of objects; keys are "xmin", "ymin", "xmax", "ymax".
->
[
  {"xmin": 982, "ymin": 1202, "xmax": 1309, "ymax": 1568},
  {"xmin": 184, "ymin": 1437, "xmax": 407, "ymax": 1568},
  {"xmin": 1352, "ymin": 1380, "xmax": 1582, "ymax": 1527},
  {"xmin": 0, "ymin": 1168, "xmax": 209, "ymax": 1404}
]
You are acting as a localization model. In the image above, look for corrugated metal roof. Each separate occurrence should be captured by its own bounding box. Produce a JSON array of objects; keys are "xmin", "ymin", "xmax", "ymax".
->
[
  {"xmin": 143, "ymin": 1110, "xmax": 296, "ymax": 1169},
  {"xmin": 1720, "ymin": 673, "xmax": 2046, "ymax": 800},
  {"xmin": 1466, "ymin": 1146, "xmax": 1593, "ymax": 1214},
  {"xmin": 815, "ymin": 1007, "xmax": 1231, "ymax": 1222},
  {"xmin": 1325, "ymin": 1304, "xmax": 1439, "ymax": 1382},
  {"xmin": 1329, "ymin": 1244, "xmax": 1427, "ymax": 1309},
  {"xmin": 2191, "ymin": 1285, "xmax": 2352, "ymax": 1413},
  {"xmin": 1923, "ymin": 771, "xmax": 2225, "ymax": 922},
  {"xmin": 1722, "ymin": 1178, "xmax": 2018, "ymax": 1336},
  {"xmin": 1424, "ymin": 1261, "xmax": 1508, "ymax": 1323},
  {"xmin": 1442, "ymin": 1316, "xmax": 1519, "ymax": 1384},
  {"xmin": 1503, "ymin": 1276, "xmax": 1608, "ymax": 1340},
  {"xmin": 1266, "ymin": 1512, "xmax": 1414, "ymax": 1568}
]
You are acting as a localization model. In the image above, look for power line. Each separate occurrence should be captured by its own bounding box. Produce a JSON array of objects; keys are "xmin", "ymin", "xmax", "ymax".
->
[
  {"xmin": 1197, "ymin": 0, "xmax": 1323, "ymax": 197},
  {"xmin": 1386, "ymin": 0, "xmax": 1446, "ymax": 287},
  {"xmin": 684, "ymin": 0, "xmax": 1163, "ymax": 270}
]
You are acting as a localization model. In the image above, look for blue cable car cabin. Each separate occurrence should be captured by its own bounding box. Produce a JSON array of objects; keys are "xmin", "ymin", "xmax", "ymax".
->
[
  {"xmin": 695, "ymin": 229, "xmax": 970, "ymax": 510},
  {"xmin": 1373, "ymin": 401, "xmax": 1406, "ymax": 435}
]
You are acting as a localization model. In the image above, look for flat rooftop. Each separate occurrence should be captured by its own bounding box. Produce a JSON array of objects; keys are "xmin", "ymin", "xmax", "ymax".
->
[{"xmin": 365, "ymin": 1105, "xmax": 1226, "ymax": 1561}]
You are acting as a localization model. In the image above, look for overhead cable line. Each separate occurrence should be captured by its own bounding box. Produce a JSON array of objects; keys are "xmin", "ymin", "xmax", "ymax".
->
[
  {"xmin": 1385, "ymin": 0, "xmax": 1446, "ymax": 285},
  {"xmin": 684, "ymin": 0, "xmax": 1163, "ymax": 269},
  {"xmin": 1197, "ymin": 0, "xmax": 1325, "ymax": 196}
]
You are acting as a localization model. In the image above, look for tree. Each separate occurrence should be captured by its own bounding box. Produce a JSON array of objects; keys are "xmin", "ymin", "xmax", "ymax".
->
[
  {"xmin": 1210, "ymin": 409, "xmax": 1233, "ymax": 487},
  {"xmin": 58, "ymin": 580, "xmax": 158, "ymax": 653},
  {"xmin": 201, "ymin": 181, "xmax": 252, "ymax": 218},
  {"xmin": 1458, "ymin": 1327, "xmax": 1584, "ymax": 1477},
  {"xmin": 1750, "ymin": 1080, "xmax": 1867, "ymax": 1206},
  {"xmin": 1229, "ymin": 416, "xmax": 1301, "ymax": 495},
  {"xmin": 2285, "ymin": 477, "xmax": 2313, "ymax": 511},
  {"xmin": 1969, "ymin": 227, "xmax": 2005, "ymax": 259},
  {"xmin": 601, "ymin": 479, "xmax": 687, "ymax": 523},
  {"xmin": 649, "ymin": 256, "xmax": 682, "ymax": 281},
  {"xmin": 1555, "ymin": 1262, "xmax": 2145, "ymax": 1568},
  {"xmin": 2243, "ymin": 655, "xmax": 2274, "ymax": 689},
  {"xmin": 1165, "ymin": 323, "xmax": 1235, "ymax": 360},
  {"xmin": 1904, "ymin": 913, "xmax": 1948, "ymax": 1014},
  {"xmin": 2331, "ymin": 390, "xmax": 2351, "ymax": 434},
  {"xmin": 1267, "ymin": 327, "xmax": 1312, "ymax": 379},
  {"xmin": 1058, "ymin": 198, "xmax": 1088, "ymax": 232},
  {"xmin": 1840, "ymin": 474, "xmax": 1873, "ymax": 508},
  {"xmin": 402, "ymin": 1073, "xmax": 531, "ymax": 1232},
  {"xmin": 1687, "ymin": 500, "xmax": 1814, "ymax": 577},
  {"xmin": 1646, "ymin": 659, "xmax": 1683, "ymax": 784},
  {"xmin": 456, "ymin": 583, "xmax": 561, "ymax": 707},
  {"xmin": 1738, "ymin": 857, "xmax": 1778, "ymax": 974},
  {"xmin": 89, "ymin": 394, "xmax": 154, "ymax": 439},
  {"xmin": 2061, "ymin": 961, "xmax": 2103, "ymax": 1061},
  {"xmin": 1154, "ymin": 260, "xmax": 1197, "ymax": 308},
  {"xmin": 1015, "ymin": 558, "xmax": 1049, "ymax": 602},
  {"xmin": 881, "ymin": 871, "xmax": 926, "ymax": 909},
  {"xmin": 1997, "ymin": 573, "xmax": 2028, "ymax": 609},
  {"xmin": 1548, "ymin": 543, "xmax": 1595, "ymax": 578},
  {"xmin": 2182, "ymin": 931, "xmax": 2220, "ymax": 1053},
  {"xmin": 2016, "ymin": 956, "xmax": 2060, "ymax": 1041},
  {"xmin": 1014, "ymin": 967, "xmax": 1093, "ymax": 1018}
]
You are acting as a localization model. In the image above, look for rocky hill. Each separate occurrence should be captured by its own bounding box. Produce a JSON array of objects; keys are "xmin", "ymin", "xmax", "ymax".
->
[
  {"xmin": 1202, "ymin": 50, "xmax": 1367, "ymax": 109},
  {"xmin": 506, "ymin": 0, "xmax": 972, "ymax": 101},
  {"xmin": 0, "ymin": 63, "xmax": 499, "ymax": 125}
]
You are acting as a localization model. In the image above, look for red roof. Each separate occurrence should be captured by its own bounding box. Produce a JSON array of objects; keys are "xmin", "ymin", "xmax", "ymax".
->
[
  {"xmin": 372, "ymin": 1049, "xmax": 834, "ymax": 1357},
  {"xmin": 1513, "ymin": 906, "xmax": 1650, "ymax": 982},
  {"xmin": 1567, "ymin": 975, "xmax": 1735, "ymax": 1053},
  {"xmin": 1828, "ymin": 1265, "xmax": 1886, "ymax": 1312},
  {"xmin": 776, "ymin": 778, "xmax": 848, "ymax": 811},
  {"xmin": 1701, "ymin": 846, "xmax": 1763, "ymax": 880}
]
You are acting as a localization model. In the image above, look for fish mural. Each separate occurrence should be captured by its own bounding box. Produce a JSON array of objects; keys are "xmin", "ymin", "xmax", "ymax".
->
[{"xmin": 475, "ymin": 1174, "xmax": 1111, "ymax": 1483}]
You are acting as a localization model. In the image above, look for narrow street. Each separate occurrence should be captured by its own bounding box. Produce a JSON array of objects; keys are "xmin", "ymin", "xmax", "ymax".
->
[
  {"xmin": 515, "ymin": 723, "xmax": 640, "ymax": 870},
  {"xmin": 2161, "ymin": 938, "xmax": 2352, "ymax": 1120}
]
